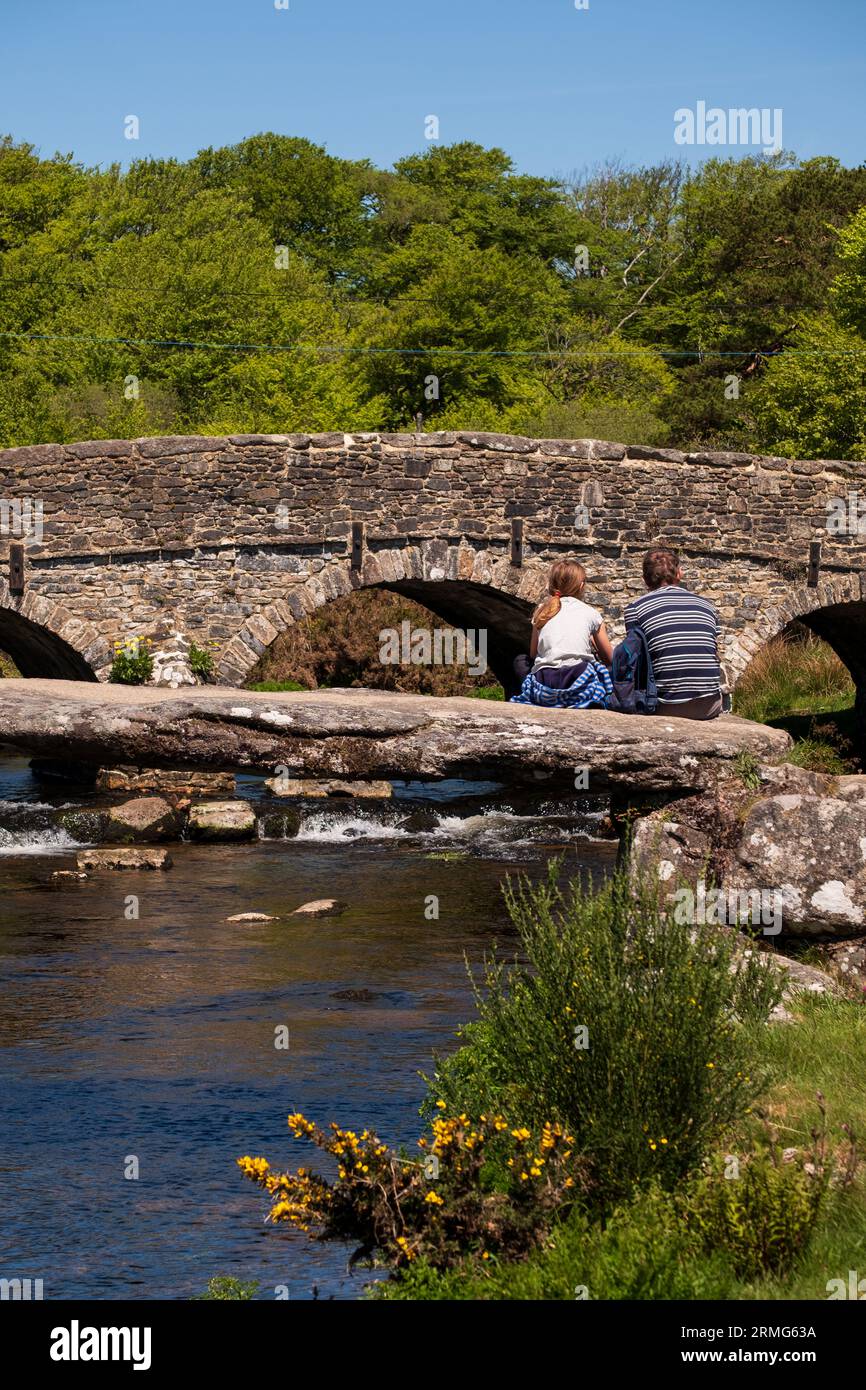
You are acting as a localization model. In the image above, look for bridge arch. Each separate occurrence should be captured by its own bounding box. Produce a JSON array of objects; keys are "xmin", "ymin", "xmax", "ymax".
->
[
  {"xmin": 725, "ymin": 573, "xmax": 864, "ymax": 683},
  {"xmin": 0, "ymin": 584, "xmax": 102, "ymax": 680},
  {"xmin": 216, "ymin": 540, "xmax": 548, "ymax": 691}
]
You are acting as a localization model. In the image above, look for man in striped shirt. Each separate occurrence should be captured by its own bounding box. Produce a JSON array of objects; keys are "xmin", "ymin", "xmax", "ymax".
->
[{"xmin": 624, "ymin": 548, "xmax": 723, "ymax": 720}]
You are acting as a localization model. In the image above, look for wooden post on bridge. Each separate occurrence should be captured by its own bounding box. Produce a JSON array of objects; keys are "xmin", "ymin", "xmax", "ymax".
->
[
  {"xmin": 510, "ymin": 518, "xmax": 524, "ymax": 567},
  {"xmin": 351, "ymin": 522, "xmax": 366, "ymax": 571},
  {"xmin": 9, "ymin": 542, "xmax": 25, "ymax": 595}
]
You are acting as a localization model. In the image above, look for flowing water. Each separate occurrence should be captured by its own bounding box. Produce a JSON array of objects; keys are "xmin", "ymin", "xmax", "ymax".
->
[{"xmin": 0, "ymin": 755, "xmax": 616, "ymax": 1300}]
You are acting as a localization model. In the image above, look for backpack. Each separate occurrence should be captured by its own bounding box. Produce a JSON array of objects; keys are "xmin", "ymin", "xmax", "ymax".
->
[{"xmin": 608, "ymin": 627, "xmax": 658, "ymax": 715}]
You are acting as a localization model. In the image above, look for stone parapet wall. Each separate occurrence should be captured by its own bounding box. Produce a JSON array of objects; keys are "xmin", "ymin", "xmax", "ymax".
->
[
  {"xmin": 1, "ymin": 431, "xmax": 865, "ymax": 564},
  {"xmin": 1, "ymin": 432, "xmax": 865, "ymax": 687}
]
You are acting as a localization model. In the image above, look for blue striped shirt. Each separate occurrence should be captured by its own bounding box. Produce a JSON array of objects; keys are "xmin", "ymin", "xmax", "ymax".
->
[{"xmin": 624, "ymin": 586, "xmax": 721, "ymax": 703}]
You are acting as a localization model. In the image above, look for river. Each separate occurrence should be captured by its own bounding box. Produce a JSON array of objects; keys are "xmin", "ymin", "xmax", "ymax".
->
[{"xmin": 0, "ymin": 756, "xmax": 615, "ymax": 1300}]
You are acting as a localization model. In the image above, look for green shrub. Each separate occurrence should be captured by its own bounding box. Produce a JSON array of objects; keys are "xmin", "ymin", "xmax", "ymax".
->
[
  {"xmin": 109, "ymin": 638, "xmax": 153, "ymax": 685},
  {"xmin": 427, "ymin": 867, "xmax": 783, "ymax": 1212},
  {"xmin": 188, "ymin": 641, "xmax": 215, "ymax": 681},
  {"xmin": 192, "ymin": 1276, "xmax": 259, "ymax": 1301},
  {"xmin": 680, "ymin": 1148, "xmax": 828, "ymax": 1279},
  {"xmin": 375, "ymin": 1184, "xmax": 739, "ymax": 1301}
]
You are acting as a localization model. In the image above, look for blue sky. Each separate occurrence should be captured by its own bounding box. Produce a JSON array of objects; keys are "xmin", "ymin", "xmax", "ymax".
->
[{"xmin": 2, "ymin": 0, "xmax": 865, "ymax": 177}]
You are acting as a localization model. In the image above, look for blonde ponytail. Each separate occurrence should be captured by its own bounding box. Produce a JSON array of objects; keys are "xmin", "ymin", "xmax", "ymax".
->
[{"xmin": 532, "ymin": 560, "xmax": 587, "ymax": 631}]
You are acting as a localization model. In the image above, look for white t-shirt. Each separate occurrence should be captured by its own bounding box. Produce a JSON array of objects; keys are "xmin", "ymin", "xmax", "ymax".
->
[{"xmin": 533, "ymin": 596, "xmax": 603, "ymax": 671}]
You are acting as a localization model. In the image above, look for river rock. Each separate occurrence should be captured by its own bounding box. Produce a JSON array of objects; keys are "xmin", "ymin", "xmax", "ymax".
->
[
  {"xmin": 187, "ymin": 800, "xmax": 257, "ymax": 842},
  {"xmin": 732, "ymin": 794, "xmax": 866, "ymax": 936},
  {"xmin": 258, "ymin": 809, "xmax": 301, "ymax": 839},
  {"xmin": 631, "ymin": 774, "xmax": 866, "ymax": 938},
  {"xmin": 291, "ymin": 898, "xmax": 348, "ymax": 918},
  {"xmin": 96, "ymin": 767, "xmax": 235, "ymax": 797},
  {"xmin": 226, "ymin": 912, "xmax": 278, "ymax": 923},
  {"xmin": 51, "ymin": 869, "xmax": 89, "ymax": 882},
  {"xmin": 76, "ymin": 847, "xmax": 172, "ymax": 871},
  {"xmin": 397, "ymin": 810, "xmax": 441, "ymax": 833},
  {"xmin": 265, "ymin": 776, "xmax": 393, "ymax": 799},
  {"xmin": 103, "ymin": 796, "xmax": 183, "ymax": 843},
  {"xmin": 834, "ymin": 775, "xmax": 866, "ymax": 803},
  {"xmin": 60, "ymin": 808, "xmax": 108, "ymax": 842}
]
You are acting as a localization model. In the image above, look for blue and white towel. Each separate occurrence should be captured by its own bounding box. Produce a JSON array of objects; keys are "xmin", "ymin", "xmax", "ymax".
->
[{"xmin": 510, "ymin": 662, "xmax": 613, "ymax": 709}]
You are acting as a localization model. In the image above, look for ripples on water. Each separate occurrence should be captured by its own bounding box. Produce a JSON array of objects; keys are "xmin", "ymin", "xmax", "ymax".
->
[{"xmin": 0, "ymin": 755, "xmax": 616, "ymax": 1299}]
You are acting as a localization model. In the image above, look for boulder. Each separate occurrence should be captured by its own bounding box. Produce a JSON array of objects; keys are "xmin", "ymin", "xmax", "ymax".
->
[
  {"xmin": 0, "ymin": 681, "xmax": 791, "ymax": 796},
  {"xmin": 815, "ymin": 937, "xmax": 866, "ymax": 991},
  {"xmin": 834, "ymin": 775, "xmax": 866, "ymax": 803},
  {"xmin": 76, "ymin": 847, "xmax": 172, "ymax": 871},
  {"xmin": 291, "ymin": 898, "xmax": 348, "ymax": 918},
  {"xmin": 631, "ymin": 775, "xmax": 866, "ymax": 939},
  {"xmin": 266, "ymin": 776, "xmax": 393, "ymax": 799},
  {"xmin": 187, "ymin": 800, "xmax": 257, "ymax": 842},
  {"xmin": 103, "ymin": 796, "xmax": 182, "ymax": 843},
  {"xmin": 732, "ymin": 794, "xmax": 866, "ymax": 937},
  {"xmin": 761, "ymin": 950, "xmax": 843, "ymax": 1021},
  {"xmin": 630, "ymin": 814, "xmax": 713, "ymax": 889},
  {"xmin": 51, "ymin": 869, "xmax": 88, "ymax": 882}
]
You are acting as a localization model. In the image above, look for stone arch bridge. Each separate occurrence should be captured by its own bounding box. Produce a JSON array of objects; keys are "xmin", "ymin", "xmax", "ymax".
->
[{"xmin": 1, "ymin": 431, "xmax": 865, "ymax": 708}]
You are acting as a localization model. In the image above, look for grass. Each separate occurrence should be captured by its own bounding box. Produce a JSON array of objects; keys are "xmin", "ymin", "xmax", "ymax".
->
[
  {"xmin": 734, "ymin": 628, "xmax": 860, "ymax": 772},
  {"xmin": 246, "ymin": 679, "xmax": 308, "ymax": 693},
  {"xmin": 466, "ymin": 684, "xmax": 505, "ymax": 700},
  {"xmin": 375, "ymin": 993, "xmax": 866, "ymax": 1300}
]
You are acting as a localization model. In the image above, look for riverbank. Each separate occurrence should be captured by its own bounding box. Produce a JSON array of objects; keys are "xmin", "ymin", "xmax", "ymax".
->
[
  {"xmin": 374, "ymin": 988, "xmax": 866, "ymax": 1300},
  {"xmin": 231, "ymin": 870, "xmax": 865, "ymax": 1303}
]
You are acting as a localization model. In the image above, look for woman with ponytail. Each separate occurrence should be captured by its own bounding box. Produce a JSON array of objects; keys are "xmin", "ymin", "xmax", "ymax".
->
[{"xmin": 510, "ymin": 560, "xmax": 614, "ymax": 708}]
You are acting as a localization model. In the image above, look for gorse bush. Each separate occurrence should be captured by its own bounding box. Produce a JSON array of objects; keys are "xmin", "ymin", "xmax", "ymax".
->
[
  {"xmin": 238, "ymin": 1109, "xmax": 586, "ymax": 1272},
  {"xmin": 428, "ymin": 866, "xmax": 783, "ymax": 1211}
]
